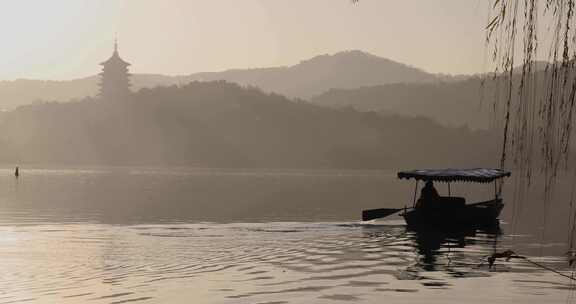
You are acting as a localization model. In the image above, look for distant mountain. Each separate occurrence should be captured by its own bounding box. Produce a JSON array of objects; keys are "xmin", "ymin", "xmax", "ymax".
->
[
  {"xmin": 187, "ymin": 50, "xmax": 443, "ymax": 98},
  {"xmin": 0, "ymin": 50, "xmax": 462, "ymax": 110},
  {"xmin": 0, "ymin": 81, "xmax": 498, "ymax": 168}
]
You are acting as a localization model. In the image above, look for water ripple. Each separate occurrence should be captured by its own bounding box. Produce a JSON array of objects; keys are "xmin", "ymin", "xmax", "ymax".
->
[{"xmin": 0, "ymin": 222, "xmax": 572, "ymax": 303}]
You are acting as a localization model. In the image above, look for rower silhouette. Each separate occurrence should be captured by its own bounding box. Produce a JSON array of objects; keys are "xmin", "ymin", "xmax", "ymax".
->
[
  {"xmin": 421, "ymin": 181, "xmax": 439, "ymax": 200},
  {"xmin": 416, "ymin": 180, "xmax": 466, "ymax": 210},
  {"xmin": 14, "ymin": 166, "xmax": 19, "ymax": 178},
  {"xmin": 416, "ymin": 180, "xmax": 439, "ymax": 209}
]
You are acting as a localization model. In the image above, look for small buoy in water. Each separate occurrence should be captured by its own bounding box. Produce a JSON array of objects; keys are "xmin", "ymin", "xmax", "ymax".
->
[{"xmin": 14, "ymin": 166, "xmax": 19, "ymax": 178}]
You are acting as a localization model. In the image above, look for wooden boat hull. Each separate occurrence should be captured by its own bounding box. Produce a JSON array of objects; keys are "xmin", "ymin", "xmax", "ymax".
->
[{"xmin": 401, "ymin": 198, "xmax": 504, "ymax": 229}]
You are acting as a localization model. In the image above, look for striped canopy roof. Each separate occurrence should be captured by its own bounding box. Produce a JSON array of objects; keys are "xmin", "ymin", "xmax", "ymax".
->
[{"xmin": 397, "ymin": 168, "xmax": 511, "ymax": 183}]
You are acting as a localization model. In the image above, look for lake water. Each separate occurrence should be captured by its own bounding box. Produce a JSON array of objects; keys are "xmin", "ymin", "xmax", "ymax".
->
[{"xmin": 0, "ymin": 167, "xmax": 574, "ymax": 303}]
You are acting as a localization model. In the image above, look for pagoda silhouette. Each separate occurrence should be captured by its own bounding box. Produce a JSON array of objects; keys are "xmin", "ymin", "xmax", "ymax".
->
[{"xmin": 99, "ymin": 40, "xmax": 131, "ymax": 100}]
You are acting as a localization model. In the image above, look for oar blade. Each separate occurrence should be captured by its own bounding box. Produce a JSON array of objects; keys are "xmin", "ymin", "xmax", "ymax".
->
[{"xmin": 362, "ymin": 208, "xmax": 402, "ymax": 221}]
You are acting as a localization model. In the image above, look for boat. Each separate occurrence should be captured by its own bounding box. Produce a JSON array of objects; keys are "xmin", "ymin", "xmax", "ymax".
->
[{"xmin": 362, "ymin": 168, "xmax": 511, "ymax": 229}]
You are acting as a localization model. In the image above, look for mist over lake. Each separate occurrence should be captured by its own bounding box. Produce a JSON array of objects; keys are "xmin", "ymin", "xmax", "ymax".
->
[
  {"xmin": 0, "ymin": 166, "xmax": 573, "ymax": 304},
  {"xmin": 1, "ymin": 1, "xmax": 576, "ymax": 303}
]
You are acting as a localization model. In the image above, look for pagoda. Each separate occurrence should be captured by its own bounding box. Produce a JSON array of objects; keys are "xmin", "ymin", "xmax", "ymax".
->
[{"xmin": 99, "ymin": 40, "xmax": 131, "ymax": 100}]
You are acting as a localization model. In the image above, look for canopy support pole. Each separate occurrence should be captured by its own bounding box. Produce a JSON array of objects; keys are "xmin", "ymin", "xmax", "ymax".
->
[
  {"xmin": 448, "ymin": 182, "xmax": 451, "ymax": 196},
  {"xmin": 412, "ymin": 181, "xmax": 419, "ymax": 207}
]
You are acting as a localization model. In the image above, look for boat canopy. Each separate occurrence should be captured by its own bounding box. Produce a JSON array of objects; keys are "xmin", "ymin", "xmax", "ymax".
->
[{"xmin": 397, "ymin": 168, "xmax": 511, "ymax": 183}]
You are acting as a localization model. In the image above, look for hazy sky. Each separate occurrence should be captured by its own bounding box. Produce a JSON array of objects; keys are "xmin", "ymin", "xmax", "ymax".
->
[{"xmin": 0, "ymin": 0, "xmax": 491, "ymax": 80}]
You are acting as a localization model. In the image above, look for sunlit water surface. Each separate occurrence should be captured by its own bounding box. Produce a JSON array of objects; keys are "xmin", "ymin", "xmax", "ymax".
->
[{"xmin": 0, "ymin": 167, "xmax": 573, "ymax": 304}]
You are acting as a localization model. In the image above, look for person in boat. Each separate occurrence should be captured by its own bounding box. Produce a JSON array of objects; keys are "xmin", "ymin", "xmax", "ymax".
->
[
  {"xmin": 14, "ymin": 166, "xmax": 19, "ymax": 178},
  {"xmin": 416, "ymin": 180, "xmax": 440, "ymax": 209}
]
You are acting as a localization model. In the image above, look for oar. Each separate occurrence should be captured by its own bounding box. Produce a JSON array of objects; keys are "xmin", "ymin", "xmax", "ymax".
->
[{"xmin": 362, "ymin": 208, "xmax": 405, "ymax": 221}]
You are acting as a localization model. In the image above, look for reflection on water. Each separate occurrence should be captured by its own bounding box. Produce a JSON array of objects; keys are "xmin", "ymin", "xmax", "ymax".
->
[
  {"xmin": 410, "ymin": 224, "xmax": 502, "ymax": 272},
  {"xmin": 0, "ymin": 222, "xmax": 572, "ymax": 304},
  {"xmin": 0, "ymin": 167, "xmax": 573, "ymax": 303}
]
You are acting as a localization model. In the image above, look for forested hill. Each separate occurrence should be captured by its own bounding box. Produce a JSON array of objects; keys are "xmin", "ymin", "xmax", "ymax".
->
[
  {"xmin": 0, "ymin": 81, "xmax": 498, "ymax": 168},
  {"xmin": 310, "ymin": 62, "xmax": 554, "ymax": 130},
  {"xmin": 311, "ymin": 77, "xmax": 496, "ymax": 130}
]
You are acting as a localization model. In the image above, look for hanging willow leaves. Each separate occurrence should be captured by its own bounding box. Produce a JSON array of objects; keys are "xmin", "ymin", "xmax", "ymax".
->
[{"xmin": 486, "ymin": 0, "xmax": 576, "ymax": 236}]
